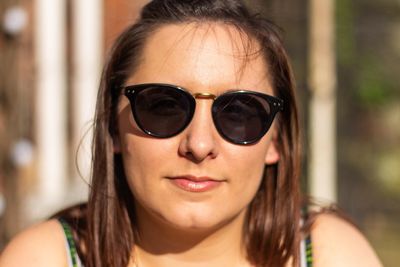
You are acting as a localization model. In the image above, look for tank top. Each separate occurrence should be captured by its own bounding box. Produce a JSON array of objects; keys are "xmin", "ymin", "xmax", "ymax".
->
[{"xmin": 59, "ymin": 218, "xmax": 313, "ymax": 267}]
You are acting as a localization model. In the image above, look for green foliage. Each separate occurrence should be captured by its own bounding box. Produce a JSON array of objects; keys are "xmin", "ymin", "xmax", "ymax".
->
[
  {"xmin": 337, "ymin": 0, "xmax": 398, "ymax": 108},
  {"xmin": 377, "ymin": 149, "xmax": 400, "ymax": 195},
  {"xmin": 337, "ymin": 0, "xmax": 356, "ymax": 67},
  {"xmin": 356, "ymin": 58, "xmax": 394, "ymax": 107}
]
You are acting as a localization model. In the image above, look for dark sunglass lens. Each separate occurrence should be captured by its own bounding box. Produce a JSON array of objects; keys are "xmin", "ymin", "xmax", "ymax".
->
[
  {"xmin": 134, "ymin": 86, "xmax": 193, "ymax": 137},
  {"xmin": 213, "ymin": 93, "xmax": 272, "ymax": 144}
]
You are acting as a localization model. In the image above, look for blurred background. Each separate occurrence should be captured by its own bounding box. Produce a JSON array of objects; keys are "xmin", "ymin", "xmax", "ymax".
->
[{"xmin": 0, "ymin": 0, "xmax": 399, "ymax": 265}]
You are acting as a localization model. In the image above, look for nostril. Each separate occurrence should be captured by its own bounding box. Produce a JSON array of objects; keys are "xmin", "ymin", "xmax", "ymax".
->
[
  {"xmin": 181, "ymin": 150, "xmax": 204, "ymax": 164},
  {"xmin": 178, "ymin": 129, "xmax": 219, "ymax": 163}
]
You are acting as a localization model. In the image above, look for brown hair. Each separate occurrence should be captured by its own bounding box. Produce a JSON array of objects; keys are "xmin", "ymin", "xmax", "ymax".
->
[{"xmin": 60, "ymin": 1, "xmax": 301, "ymax": 266}]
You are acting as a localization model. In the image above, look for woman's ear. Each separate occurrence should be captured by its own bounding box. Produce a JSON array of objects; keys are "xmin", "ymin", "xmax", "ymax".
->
[
  {"xmin": 265, "ymin": 128, "xmax": 280, "ymax": 165},
  {"xmin": 264, "ymin": 139, "xmax": 280, "ymax": 165}
]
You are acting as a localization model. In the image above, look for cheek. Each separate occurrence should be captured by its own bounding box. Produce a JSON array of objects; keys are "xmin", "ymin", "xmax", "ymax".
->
[
  {"xmin": 226, "ymin": 145, "xmax": 269, "ymax": 195},
  {"xmin": 120, "ymin": 138, "xmax": 147, "ymax": 195},
  {"xmin": 117, "ymin": 104, "xmax": 161, "ymax": 178},
  {"xmin": 120, "ymin": 136, "xmax": 163, "ymax": 179},
  {"xmin": 228, "ymin": 138, "xmax": 274, "ymax": 189},
  {"xmin": 227, "ymin": 141, "xmax": 270, "ymax": 173},
  {"xmin": 119, "ymin": 137, "xmax": 166, "ymax": 214},
  {"xmin": 118, "ymin": 132, "xmax": 178, "ymax": 190},
  {"xmin": 236, "ymin": 157, "xmax": 265, "ymax": 196}
]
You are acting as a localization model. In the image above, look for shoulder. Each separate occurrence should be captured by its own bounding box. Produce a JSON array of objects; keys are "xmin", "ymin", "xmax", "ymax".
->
[
  {"xmin": 311, "ymin": 213, "xmax": 382, "ymax": 267},
  {"xmin": 0, "ymin": 219, "xmax": 68, "ymax": 267}
]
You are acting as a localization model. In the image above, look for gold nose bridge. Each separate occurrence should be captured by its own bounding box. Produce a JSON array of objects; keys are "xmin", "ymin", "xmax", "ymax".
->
[{"xmin": 193, "ymin": 92, "xmax": 217, "ymax": 100}]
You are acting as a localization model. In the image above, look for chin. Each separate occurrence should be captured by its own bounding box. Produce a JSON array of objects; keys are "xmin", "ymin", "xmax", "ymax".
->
[{"xmin": 160, "ymin": 208, "xmax": 243, "ymax": 233}]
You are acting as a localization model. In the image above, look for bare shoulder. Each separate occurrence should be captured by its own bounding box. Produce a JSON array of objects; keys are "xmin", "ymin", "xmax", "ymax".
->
[
  {"xmin": 311, "ymin": 213, "xmax": 382, "ymax": 267},
  {"xmin": 0, "ymin": 219, "xmax": 68, "ymax": 267}
]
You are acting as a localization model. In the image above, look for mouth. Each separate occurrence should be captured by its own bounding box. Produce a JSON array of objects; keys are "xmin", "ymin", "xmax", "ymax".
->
[{"xmin": 167, "ymin": 175, "xmax": 223, "ymax": 193}]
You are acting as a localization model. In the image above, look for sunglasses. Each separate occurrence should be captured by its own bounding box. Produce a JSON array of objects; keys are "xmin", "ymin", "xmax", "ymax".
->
[{"xmin": 123, "ymin": 83, "xmax": 283, "ymax": 145}]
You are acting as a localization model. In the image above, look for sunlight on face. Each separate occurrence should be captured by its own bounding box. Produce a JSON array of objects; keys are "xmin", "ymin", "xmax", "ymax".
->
[{"xmin": 116, "ymin": 23, "xmax": 280, "ymax": 232}]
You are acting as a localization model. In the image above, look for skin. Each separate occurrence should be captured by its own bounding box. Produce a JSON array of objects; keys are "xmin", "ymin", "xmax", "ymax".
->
[
  {"xmin": 117, "ymin": 23, "xmax": 278, "ymax": 229},
  {"xmin": 115, "ymin": 23, "xmax": 279, "ymax": 267},
  {"xmin": 0, "ymin": 23, "xmax": 383, "ymax": 267}
]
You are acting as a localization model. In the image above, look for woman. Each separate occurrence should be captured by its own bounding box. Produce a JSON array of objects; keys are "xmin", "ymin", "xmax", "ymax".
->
[{"xmin": 0, "ymin": 0, "xmax": 382, "ymax": 266}]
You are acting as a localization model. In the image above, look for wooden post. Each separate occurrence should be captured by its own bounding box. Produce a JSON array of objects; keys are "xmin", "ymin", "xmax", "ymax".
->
[
  {"xmin": 308, "ymin": 0, "xmax": 337, "ymax": 202},
  {"xmin": 33, "ymin": 0, "xmax": 67, "ymax": 219},
  {"xmin": 70, "ymin": 0, "xmax": 103, "ymax": 202}
]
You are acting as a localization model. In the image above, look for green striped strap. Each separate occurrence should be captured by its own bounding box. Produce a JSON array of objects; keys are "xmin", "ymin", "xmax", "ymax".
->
[
  {"xmin": 305, "ymin": 234, "xmax": 313, "ymax": 267},
  {"xmin": 301, "ymin": 206, "xmax": 313, "ymax": 266},
  {"xmin": 59, "ymin": 218, "xmax": 79, "ymax": 267}
]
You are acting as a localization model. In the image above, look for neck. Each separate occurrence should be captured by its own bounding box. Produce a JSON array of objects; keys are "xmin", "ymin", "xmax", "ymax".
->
[{"xmin": 132, "ymin": 206, "xmax": 250, "ymax": 267}]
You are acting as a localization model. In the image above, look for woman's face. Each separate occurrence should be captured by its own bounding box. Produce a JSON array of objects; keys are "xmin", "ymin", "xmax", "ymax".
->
[{"xmin": 116, "ymin": 23, "xmax": 280, "ymax": 231}]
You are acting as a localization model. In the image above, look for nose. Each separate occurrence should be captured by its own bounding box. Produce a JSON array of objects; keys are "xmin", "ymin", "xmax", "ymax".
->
[{"xmin": 178, "ymin": 100, "xmax": 219, "ymax": 162}]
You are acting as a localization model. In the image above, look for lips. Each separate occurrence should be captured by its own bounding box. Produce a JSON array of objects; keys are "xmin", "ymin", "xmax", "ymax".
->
[{"xmin": 168, "ymin": 175, "xmax": 222, "ymax": 192}]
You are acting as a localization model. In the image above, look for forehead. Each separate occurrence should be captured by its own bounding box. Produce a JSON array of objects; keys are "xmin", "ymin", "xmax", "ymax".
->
[{"xmin": 128, "ymin": 22, "xmax": 271, "ymax": 92}]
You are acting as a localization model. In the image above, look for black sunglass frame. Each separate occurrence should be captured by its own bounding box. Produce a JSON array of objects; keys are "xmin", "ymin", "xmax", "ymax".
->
[{"xmin": 123, "ymin": 83, "xmax": 284, "ymax": 145}]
